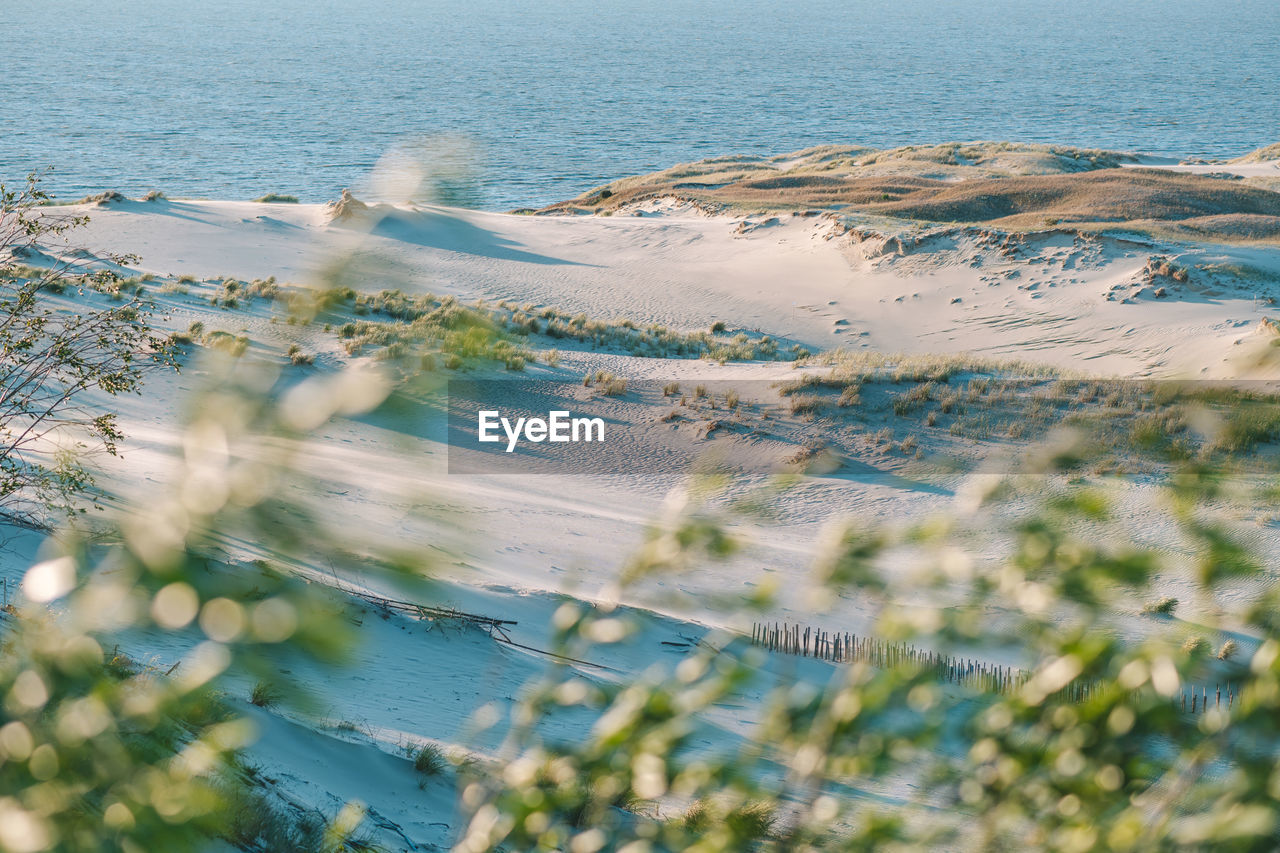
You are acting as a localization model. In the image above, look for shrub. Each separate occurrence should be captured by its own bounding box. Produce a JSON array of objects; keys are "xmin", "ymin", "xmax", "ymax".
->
[
  {"xmin": 710, "ymin": 321, "xmax": 727, "ymax": 333},
  {"xmin": 253, "ymin": 193, "xmax": 300, "ymax": 203}
]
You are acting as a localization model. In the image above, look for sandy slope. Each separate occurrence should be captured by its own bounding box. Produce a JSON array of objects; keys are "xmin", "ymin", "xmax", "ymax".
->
[
  {"xmin": 10, "ymin": 195, "xmax": 1280, "ymax": 845},
  {"xmin": 61, "ymin": 197, "xmax": 1280, "ymax": 376}
]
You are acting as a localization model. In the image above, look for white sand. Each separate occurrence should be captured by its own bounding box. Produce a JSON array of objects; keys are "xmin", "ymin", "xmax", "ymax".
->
[
  {"xmin": 7, "ymin": 196, "xmax": 1280, "ymax": 845},
  {"xmin": 65, "ymin": 197, "xmax": 1280, "ymax": 377}
]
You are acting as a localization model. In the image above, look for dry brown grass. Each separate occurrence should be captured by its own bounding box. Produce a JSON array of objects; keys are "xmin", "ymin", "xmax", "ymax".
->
[
  {"xmin": 1232, "ymin": 142, "xmax": 1280, "ymax": 164},
  {"xmin": 538, "ymin": 145, "xmax": 1280, "ymax": 242},
  {"xmin": 870, "ymin": 169, "xmax": 1280, "ymax": 232}
]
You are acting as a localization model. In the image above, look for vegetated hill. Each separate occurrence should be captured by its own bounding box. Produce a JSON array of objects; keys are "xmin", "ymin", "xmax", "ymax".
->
[
  {"xmin": 539, "ymin": 142, "xmax": 1280, "ymax": 242},
  {"xmin": 870, "ymin": 169, "xmax": 1280, "ymax": 238},
  {"xmin": 1232, "ymin": 142, "xmax": 1280, "ymax": 163}
]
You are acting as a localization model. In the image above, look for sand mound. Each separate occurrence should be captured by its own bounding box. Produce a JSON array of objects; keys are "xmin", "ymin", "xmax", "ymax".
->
[
  {"xmin": 78, "ymin": 190, "xmax": 126, "ymax": 206},
  {"xmin": 326, "ymin": 188, "xmax": 370, "ymax": 221}
]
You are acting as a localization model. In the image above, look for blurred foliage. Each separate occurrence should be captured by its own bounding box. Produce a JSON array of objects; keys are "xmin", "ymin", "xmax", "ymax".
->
[
  {"xmin": 456, "ymin": 442, "xmax": 1280, "ymax": 852},
  {"xmin": 0, "ymin": 174, "xmax": 178, "ymax": 529},
  {"xmin": 0, "ymin": 178, "xmax": 421, "ymax": 851}
]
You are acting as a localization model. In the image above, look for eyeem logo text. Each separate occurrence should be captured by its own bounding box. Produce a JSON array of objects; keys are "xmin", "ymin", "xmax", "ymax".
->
[{"xmin": 477, "ymin": 410, "xmax": 605, "ymax": 452}]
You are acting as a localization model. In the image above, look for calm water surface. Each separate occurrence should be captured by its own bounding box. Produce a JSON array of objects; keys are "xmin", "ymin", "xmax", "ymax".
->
[{"xmin": 3, "ymin": 0, "xmax": 1278, "ymax": 209}]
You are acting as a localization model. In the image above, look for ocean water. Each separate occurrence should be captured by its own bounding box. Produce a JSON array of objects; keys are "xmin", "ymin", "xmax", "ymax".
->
[{"xmin": 4, "ymin": 0, "xmax": 1278, "ymax": 210}]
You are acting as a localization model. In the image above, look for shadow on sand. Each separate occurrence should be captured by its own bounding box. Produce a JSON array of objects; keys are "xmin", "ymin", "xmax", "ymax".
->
[{"xmin": 368, "ymin": 209, "xmax": 597, "ymax": 267}]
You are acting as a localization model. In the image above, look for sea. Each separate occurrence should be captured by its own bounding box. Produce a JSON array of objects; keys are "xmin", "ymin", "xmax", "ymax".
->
[{"xmin": 4, "ymin": 0, "xmax": 1278, "ymax": 210}]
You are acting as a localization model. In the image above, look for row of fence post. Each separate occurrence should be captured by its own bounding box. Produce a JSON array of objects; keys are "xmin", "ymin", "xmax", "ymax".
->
[{"xmin": 750, "ymin": 621, "xmax": 1235, "ymax": 713}]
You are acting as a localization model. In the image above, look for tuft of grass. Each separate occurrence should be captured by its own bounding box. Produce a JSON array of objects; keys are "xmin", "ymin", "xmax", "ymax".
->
[
  {"xmin": 584, "ymin": 370, "xmax": 627, "ymax": 396},
  {"xmin": 1182, "ymin": 636, "xmax": 1209, "ymax": 657},
  {"xmin": 727, "ymin": 801, "xmax": 777, "ymax": 842},
  {"xmin": 1142, "ymin": 597, "xmax": 1178, "ymax": 616},
  {"xmin": 411, "ymin": 742, "xmax": 447, "ymax": 776},
  {"xmin": 79, "ymin": 190, "xmax": 125, "ymax": 205},
  {"xmin": 786, "ymin": 439, "xmax": 828, "ymax": 468},
  {"xmin": 204, "ymin": 330, "xmax": 250, "ymax": 357},
  {"xmin": 682, "ymin": 799, "xmax": 710, "ymax": 833},
  {"xmin": 789, "ymin": 394, "xmax": 822, "ymax": 415},
  {"xmin": 253, "ymin": 193, "xmax": 300, "ymax": 203},
  {"xmin": 286, "ymin": 344, "xmax": 315, "ymax": 366},
  {"xmin": 220, "ymin": 779, "xmax": 326, "ymax": 852},
  {"xmin": 540, "ymin": 305, "xmax": 781, "ymax": 361},
  {"xmin": 249, "ymin": 681, "xmax": 280, "ymax": 708},
  {"xmin": 1217, "ymin": 639, "xmax": 1239, "ymax": 661}
]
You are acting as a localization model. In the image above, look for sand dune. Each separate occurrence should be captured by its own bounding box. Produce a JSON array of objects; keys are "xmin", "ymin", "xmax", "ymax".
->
[
  {"xmin": 60, "ymin": 195, "xmax": 1280, "ymax": 377},
  {"xmin": 10, "ymin": 166, "xmax": 1280, "ymax": 845}
]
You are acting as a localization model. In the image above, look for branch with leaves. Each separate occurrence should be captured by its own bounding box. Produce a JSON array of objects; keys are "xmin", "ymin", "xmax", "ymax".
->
[{"xmin": 0, "ymin": 172, "xmax": 177, "ymax": 528}]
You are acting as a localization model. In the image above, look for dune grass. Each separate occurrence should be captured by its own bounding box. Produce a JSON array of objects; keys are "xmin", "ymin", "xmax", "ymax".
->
[
  {"xmin": 538, "ymin": 142, "xmax": 1280, "ymax": 242},
  {"xmin": 778, "ymin": 350, "xmax": 1280, "ymax": 472},
  {"xmin": 409, "ymin": 742, "xmax": 448, "ymax": 777}
]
